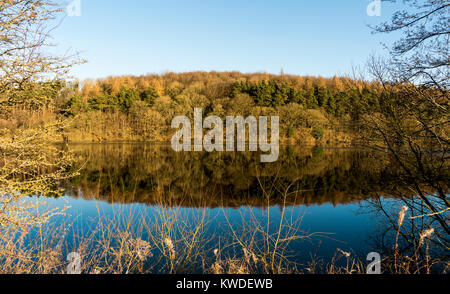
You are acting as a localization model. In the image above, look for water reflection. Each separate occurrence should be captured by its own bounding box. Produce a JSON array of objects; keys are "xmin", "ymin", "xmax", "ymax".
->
[{"xmin": 63, "ymin": 144, "xmax": 409, "ymax": 207}]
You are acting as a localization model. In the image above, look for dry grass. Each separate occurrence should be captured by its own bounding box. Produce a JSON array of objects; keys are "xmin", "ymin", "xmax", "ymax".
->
[
  {"xmin": 0, "ymin": 195, "xmax": 312, "ymax": 274},
  {"xmin": 0, "ymin": 199, "xmax": 447, "ymax": 274}
]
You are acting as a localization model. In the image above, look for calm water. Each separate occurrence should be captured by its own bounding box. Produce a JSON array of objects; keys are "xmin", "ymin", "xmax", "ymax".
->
[{"xmin": 37, "ymin": 144, "xmax": 421, "ymax": 269}]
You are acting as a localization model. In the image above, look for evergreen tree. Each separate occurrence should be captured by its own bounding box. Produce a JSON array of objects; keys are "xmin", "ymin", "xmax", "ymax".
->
[
  {"xmin": 117, "ymin": 87, "xmax": 139, "ymax": 111},
  {"xmin": 141, "ymin": 86, "xmax": 160, "ymax": 106}
]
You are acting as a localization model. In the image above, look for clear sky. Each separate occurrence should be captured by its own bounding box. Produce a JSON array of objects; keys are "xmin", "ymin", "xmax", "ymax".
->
[{"xmin": 52, "ymin": 0, "xmax": 403, "ymax": 80}]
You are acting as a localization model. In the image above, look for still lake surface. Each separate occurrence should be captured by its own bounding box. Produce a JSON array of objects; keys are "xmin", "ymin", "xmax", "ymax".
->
[{"xmin": 38, "ymin": 144, "xmax": 415, "ymax": 268}]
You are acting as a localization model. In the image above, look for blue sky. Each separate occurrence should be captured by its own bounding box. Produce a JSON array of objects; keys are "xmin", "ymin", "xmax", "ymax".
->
[{"xmin": 53, "ymin": 0, "xmax": 402, "ymax": 80}]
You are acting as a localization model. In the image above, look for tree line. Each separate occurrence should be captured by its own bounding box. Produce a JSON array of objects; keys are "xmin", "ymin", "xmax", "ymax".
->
[
  {"xmin": 2, "ymin": 71, "xmax": 445, "ymax": 145},
  {"xmin": 59, "ymin": 72, "xmax": 383, "ymax": 119}
]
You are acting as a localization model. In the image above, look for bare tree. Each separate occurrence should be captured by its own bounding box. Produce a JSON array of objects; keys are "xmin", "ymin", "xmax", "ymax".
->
[
  {"xmin": 364, "ymin": 0, "xmax": 449, "ymax": 235},
  {"xmin": 374, "ymin": 0, "xmax": 449, "ymax": 89},
  {"xmin": 0, "ymin": 0, "xmax": 82, "ymax": 107},
  {"xmin": 0, "ymin": 0, "xmax": 82, "ymax": 228}
]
